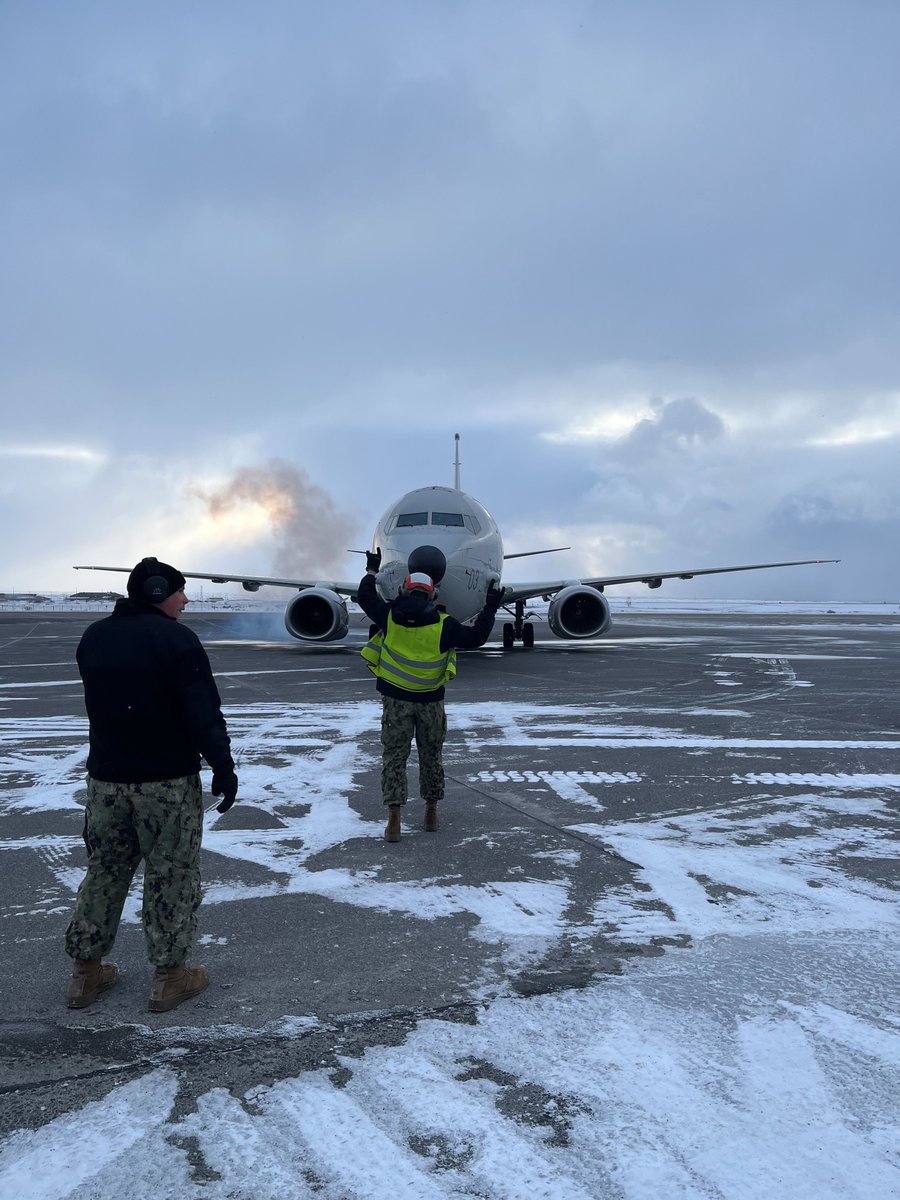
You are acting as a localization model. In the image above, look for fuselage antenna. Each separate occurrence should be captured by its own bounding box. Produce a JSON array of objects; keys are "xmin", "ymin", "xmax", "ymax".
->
[{"xmin": 453, "ymin": 432, "xmax": 461, "ymax": 491}]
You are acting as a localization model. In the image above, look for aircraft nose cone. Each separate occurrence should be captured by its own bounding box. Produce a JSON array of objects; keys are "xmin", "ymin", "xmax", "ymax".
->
[{"xmin": 407, "ymin": 545, "xmax": 447, "ymax": 584}]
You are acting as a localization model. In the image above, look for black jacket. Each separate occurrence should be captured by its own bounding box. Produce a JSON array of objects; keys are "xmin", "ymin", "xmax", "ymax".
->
[
  {"xmin": 357, "ymin": 573, "xmax": 496, "ymax": 702},
  {"xmin": 76, "ymin": 598, "xmax": 234, "ymax": 783}
]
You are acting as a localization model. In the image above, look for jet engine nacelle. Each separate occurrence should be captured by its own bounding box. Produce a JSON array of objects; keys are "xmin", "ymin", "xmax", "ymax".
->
[
  {"xmin": 547, "ymin": 585, "xmax": 611, "ymax": 639},
  {"xmin": 283, "ymin": 588, "xmax": 349, "ymax": 642}
]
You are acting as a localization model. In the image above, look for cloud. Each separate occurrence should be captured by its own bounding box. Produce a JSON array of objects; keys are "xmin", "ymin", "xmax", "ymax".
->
[
  {"xmin": 0, "ymin": 445, "xmax": 106, "ymax": 464},
  {"xmin": 620, "ymin": 397, "xmax": 725, "ymax": 457},
  {"xmin": 0, "ymin": 2, "xmax": 897, "ymax": 599},
  {"xmin": 809, "ymin": 395, "xmax": 900, "ymax": 447}
]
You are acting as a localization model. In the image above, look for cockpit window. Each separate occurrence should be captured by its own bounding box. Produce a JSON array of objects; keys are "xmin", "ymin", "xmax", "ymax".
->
[{"xmin": 389, "ymin": 510, "xmax": 479, "ymax": 532}]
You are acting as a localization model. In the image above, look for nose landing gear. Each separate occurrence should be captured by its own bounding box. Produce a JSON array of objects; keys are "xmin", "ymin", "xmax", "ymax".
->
[{"xmin": 501, "ymin": 599, "xmax": 535, "ymax": 649}]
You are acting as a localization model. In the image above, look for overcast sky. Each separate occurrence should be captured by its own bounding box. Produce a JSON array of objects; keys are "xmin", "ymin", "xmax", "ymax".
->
[{"xmin": 2, "ymin": 1, "xmax": 898, "ymax": 600}]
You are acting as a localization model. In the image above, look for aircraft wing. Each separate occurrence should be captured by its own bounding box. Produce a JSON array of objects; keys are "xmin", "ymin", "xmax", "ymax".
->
[
  {"xmin": 73, "ymin": 565, "xmax": 360, "ymax": 596},
  {"xmin": 499, "ymin": 558, "xmax": 840, "ymax": 605}
]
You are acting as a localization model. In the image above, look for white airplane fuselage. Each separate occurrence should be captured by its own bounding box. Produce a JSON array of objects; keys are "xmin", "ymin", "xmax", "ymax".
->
[{"xmin": 372, "ymin": 485, "xmax": 503, "ymax": 623}]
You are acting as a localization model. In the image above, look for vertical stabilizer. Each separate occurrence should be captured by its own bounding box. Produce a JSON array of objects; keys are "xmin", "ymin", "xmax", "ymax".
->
[{"xmin": 453, "ymin": 432, "xmax": 461, "ymax": 490}]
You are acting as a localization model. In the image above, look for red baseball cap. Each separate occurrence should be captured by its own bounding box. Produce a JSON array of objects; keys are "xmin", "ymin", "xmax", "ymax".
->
[{"xmin": 404, "ymin": 572, "xmax": 435, "ymax": 593}]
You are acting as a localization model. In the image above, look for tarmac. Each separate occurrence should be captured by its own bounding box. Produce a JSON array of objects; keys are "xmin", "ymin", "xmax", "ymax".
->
[{"xmin": 1, "ymin": 606, "xmax": 898, "ymax": 1136}]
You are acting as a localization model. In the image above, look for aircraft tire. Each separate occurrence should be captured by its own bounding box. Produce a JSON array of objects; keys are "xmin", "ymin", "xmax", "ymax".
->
[
  {"xmin": 522, "ymin": 622, "xmax": 534, "ymax": 648},
  {"xmin": 502, "ymin": 622, "xmax": 515, "ymax": 649}
]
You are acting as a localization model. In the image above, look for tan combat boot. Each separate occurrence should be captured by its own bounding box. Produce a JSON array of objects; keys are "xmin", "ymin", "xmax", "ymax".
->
[
  {"xmin": 66, "ymin": 958, "xmax": 119, "ymax": 1009},
  {"xmin": 424, "ymin": 802, "xmax": 439, "ymax": 832},
  {"xmin": 148, "ymin": 964, "xmax": 209, "ymax": 1012},
  {"xmin": 384, "ymin": 805, "xmax": 402, "ymax": 842}
]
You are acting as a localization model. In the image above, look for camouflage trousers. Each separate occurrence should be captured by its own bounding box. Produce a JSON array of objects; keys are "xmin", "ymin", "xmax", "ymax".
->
[
  {"xmin": 380, "ymin": 696, "xmax": 447, "ymax": 807},
  {"xmin": 65, "ymin": 774, "xmax": 203, "ymax": 968}
]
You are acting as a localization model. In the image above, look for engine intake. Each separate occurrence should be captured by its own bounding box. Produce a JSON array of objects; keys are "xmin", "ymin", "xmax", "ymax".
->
[
  {"xmin": 284, "ymin": 588, "xmax": 349, "ymax": 642},
  {"xmin": 547, "ymin": 585, "xmax": 611, "ymax": 639}
]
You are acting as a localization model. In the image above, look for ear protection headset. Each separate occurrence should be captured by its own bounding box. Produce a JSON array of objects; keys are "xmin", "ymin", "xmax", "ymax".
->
[{"xmin": 139, "ymin": 558, "xmax": 172, "ymax": 603}]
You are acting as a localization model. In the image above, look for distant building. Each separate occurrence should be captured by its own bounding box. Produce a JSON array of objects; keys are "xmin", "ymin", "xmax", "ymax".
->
[{"xmin": 67, "ymin": 591, "xmax": 124, "ymax": 601}]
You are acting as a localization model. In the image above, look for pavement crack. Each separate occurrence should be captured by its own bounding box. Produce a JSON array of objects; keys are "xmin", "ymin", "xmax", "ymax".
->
[{"xmin": 446, "ymin": 772, "xmax": 641, "ymax": 865}]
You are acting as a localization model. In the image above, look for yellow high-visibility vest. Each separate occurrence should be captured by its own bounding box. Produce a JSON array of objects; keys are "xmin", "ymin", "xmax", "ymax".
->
[{"xmin": 361, "ymin": 612, "xmax": 457, "ymax": 691}]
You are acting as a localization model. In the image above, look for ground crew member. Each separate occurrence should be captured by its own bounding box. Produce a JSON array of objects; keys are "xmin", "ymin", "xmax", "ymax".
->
[
  {"xmin": 358, "ymin": 550, "xmax": 505, "ymax": 841},
  {"xmin": 64, "ymin": 557, "xmax": 238, "ymax": 1012}
]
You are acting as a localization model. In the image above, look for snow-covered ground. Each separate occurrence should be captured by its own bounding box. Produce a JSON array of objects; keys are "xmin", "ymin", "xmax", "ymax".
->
[
  {"xmin": 0, "ymin": 609, "xmax": 897, "ymax": 1198},
  {"xmin": 2, "ymin": 928, "xmax": 896, "ymax": 1200}
]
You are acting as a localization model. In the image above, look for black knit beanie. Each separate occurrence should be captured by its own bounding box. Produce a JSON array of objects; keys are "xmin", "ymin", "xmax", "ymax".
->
[{"xmin": 126, "ymin": 557, "xmax": 187, "ymax": 603}]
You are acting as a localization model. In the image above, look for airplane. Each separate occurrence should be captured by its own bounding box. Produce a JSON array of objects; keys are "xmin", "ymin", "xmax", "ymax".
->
[{"xmin": 75, "ymin": 434, "xmax": 839, "ymax": 649}]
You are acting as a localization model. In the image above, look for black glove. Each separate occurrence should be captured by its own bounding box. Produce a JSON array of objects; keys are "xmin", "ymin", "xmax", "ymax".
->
[
  {"xmin": 211, "ymin": 768, "xmax": 239, "ymax": 814},
  {"xmin": 365, "ymin": 548, "xmax": 382, "ymax": 572},
  {"xmin": 485, "ymin": 582, "xmax": 507, "ymax": 610}
]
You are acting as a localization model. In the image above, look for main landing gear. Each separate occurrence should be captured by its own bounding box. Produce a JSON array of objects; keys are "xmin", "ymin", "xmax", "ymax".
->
[{"xmin": 501, "ymin": 599, "xmax": 535, "ymax": 649}]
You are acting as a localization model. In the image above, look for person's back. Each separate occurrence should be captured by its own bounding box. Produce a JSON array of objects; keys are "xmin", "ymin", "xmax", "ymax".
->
[
  {"xmin": 64, "ymin": 557, "xmax": 238, "ymax": 1014},
  {"xmin": 358, "ymin": 559, "xmax": 505, "ymax": 840},
  {"xmin": 77, "ymin": 597, "xmax": 228, "ymax": 784}
]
